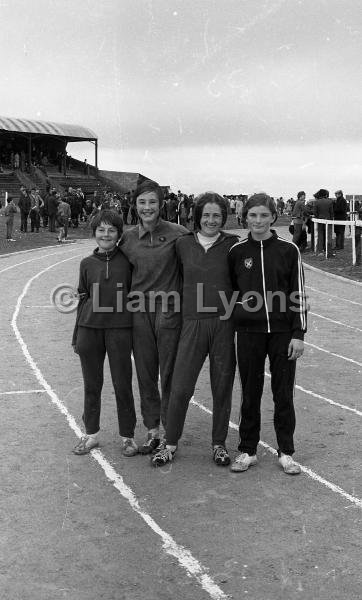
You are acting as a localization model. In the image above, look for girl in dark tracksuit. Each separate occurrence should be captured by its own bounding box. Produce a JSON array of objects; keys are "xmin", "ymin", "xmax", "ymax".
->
[
  {"xmin": 228, "ymin": 193, "xmax": 307, "ymax": 475},
  {"xmin": 152, "ymin": 192, "xmax": 239, "ymax": 467},
  {"xmin": 72, "ymin": 210, "xmax": 137, "ymax": 458}
]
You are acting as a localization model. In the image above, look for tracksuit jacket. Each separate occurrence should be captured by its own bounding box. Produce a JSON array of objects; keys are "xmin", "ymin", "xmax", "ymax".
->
[{"xmin": 228, "ymin": 230, "xmax": 307, "ymax": 339}]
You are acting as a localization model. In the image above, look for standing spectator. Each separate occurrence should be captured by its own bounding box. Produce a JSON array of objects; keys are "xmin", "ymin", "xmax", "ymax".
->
[
  {"xmin": 4, "ymin": 196, "xmax": 17, "ymax": 241},
  {"xmin": 166, "ymin": 193, "xmax": 178, "ymax": 223},
  {"xmin": 314, "ymin": 189, "xmax": 335, "ymax": 257},
  {"xmin": 29, "ymin": 188, "xmax": 42, "ymax": 233},
  {"xmin": 57, "ymin": 195, "xmax": 71, "ymax": 242},
  {"xmin": 235, "ymin": 197, "xmax": 243, "ymax": 227},
  {"xmin": 333, "ymin": 189, "xmax": 348, "ymax": 250},
  {"xmin": 120, "ymin": 194, "xmax": 130, "ymax": 225},
  {"xmin": 229, "ymin": 196, "xmax": 236, "ymax": 215},
  {"xmin": 14, "ymin": 152, "xmax": 20, "ymax": 169},
  {"xmin": 47, "ymin": 189, "xmax": 58, "ymax": 232},
  {"xmin": 119, "ymin": 179, "xmax": 188, "ymax": 453},
  {"xmin": 292, "ymin": 191, "xmax": 308, "ymax": 251},
  {"xmin": 18, "ymin": 186, "xmax": 31, "ymax": 232},
  {"xmin": 228, "ymin": 193, "xmax": 307, "ymax": 475}
]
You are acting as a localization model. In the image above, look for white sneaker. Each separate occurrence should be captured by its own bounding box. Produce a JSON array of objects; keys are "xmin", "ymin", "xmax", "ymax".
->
[
  {"xmin": 279, "ymin": 453, "xmax": 301, "ymax": 475},
  {"xmin": 230, "ymin": 452, "xmax": 257, "ymax": 472}
]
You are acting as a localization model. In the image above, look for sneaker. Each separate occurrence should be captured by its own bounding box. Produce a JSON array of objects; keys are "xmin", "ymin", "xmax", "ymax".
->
[
  {"xmin": 72, "ymin": 434, "xmax": 99, "ymax": 455},
  {"xmin": 152, "ymin": 444, "xmax": 176, "ymax": 467},
  {"xmin": 213, "ymin": 445, "xmax": 230, "ymax": 466},
  {"xmin": 278, "ymin": 453, "xmax": 301, "ymax": 475},
  {"xmin": 139, "ymin": 433, "xmax": 160, "ymax": 455},
  {"xmin": 230, "ymin": 452, "xmax": 257, "ymax": 472},
  {"xmin": 122, "ymin": 437, "xmax": 138, "ymax": 457}
]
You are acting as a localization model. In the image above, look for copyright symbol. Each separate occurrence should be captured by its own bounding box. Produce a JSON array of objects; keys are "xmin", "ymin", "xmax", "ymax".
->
[{"xmin": 50, "ymin": 284, "xmax": 79, "ymax": 314}]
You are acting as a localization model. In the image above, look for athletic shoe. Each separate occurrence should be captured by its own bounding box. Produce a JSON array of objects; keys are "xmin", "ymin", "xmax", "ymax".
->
[
  {"xmin": 230, "ymin": 452, "xmax": 257, "ymax": 472},
  {"xmin": 139, "ymin": 433, "xmax": 160, "ymax": 455},
  {"xmin": 72, "ymin": 434, "xmax": 99, "ymax": 455},
  {"xmin": 278, "ymin": 453, "xmax": 301, "ymax": 475},
  {"xmin": 152, "ymin": 444, "xmax": 176, "ymax": 467},
  {"xmin": 122, "ymin": 437, "xmax": 138, "ymax": 457},
  {"xmin": 213, "ymin": 445, "xmax": 231, "ymax": 466}
]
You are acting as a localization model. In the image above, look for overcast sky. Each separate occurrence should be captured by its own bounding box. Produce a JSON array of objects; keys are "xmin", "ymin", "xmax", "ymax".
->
[{"xmin": 1, "ymin": 0, "xmax": 362, "ymax": 196}]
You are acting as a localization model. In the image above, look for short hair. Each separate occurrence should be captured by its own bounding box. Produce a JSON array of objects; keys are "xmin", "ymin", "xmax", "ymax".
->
[
  {"xmin": 91, "ymin": 209, "xmax": 124, "ymax": 237},
  {"xmin": 194, "ymin": 192, "xmax": 228, "ymax": 229},
  {"xmin": 133, "ymin": 179, "xmax": 164, "ymax": 207},
  {"xmin": 297, "ymin": 191, "xmax": 306, "ymax": 199},
  {"xmin": 242, "ymin": 193, "xmax": 278, "ymax": 222}
]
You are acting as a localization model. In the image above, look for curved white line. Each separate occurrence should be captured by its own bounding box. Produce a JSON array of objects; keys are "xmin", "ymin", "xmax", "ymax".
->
[
  {"xmin": 306, "ymin": 285, "xmax": 362, "ymax": 307},
  {"xmin": 305, "ymin": 342, "xmax": 362, "ymax": 367},
  {"xmin": 0, "ymin": 247, "xmax": 81, "ymax": 275},
  {"xmin": 10, "ymin": 257, "xmax": 228, "ymax": 600},
  {"xmin": 191, "ymin": 400, "xmax": 362, "ymax": 509},
  {"xmin": 309, "ymin": 311, "xmax": 362, "ymax": 333}
]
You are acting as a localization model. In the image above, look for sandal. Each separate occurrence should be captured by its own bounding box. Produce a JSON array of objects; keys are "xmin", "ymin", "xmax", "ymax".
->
[{"xmin": 72, "ymin": 435, "xmax": 99, "ymax": 455}]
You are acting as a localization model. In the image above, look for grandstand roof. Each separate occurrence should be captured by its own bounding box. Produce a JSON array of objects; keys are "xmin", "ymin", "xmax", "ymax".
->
[{"xmin": 0, "ymin": 116, "xmax": 97, "ymax": 141}]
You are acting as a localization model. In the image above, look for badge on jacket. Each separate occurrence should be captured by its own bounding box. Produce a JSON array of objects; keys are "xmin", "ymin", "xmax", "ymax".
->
[{"xmin": 244, "ymin": 257, "xmax": 253, "ymax": 269}]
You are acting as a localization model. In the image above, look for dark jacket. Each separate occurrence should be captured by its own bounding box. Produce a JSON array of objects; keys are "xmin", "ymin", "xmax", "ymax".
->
[
  {"xmin": 18, "ymin": 192, "xmax": 31, "ymax": 213},
  {"xmin": 333, "ymin": 196, "xmax": 348, "ymax": 221},
  {"xmin": 228, "ymin": 231, "xmax": 307, "ymax": 339},
  {"xmin": 72, "ymin": 246, "xmax": 132, "ymax": 346},
  {"xmin": 176, "ymin": 231, "xmax": 239, "ymax": 319},
  {"xmin": 314, "ymin": 197, "xmax": 334, "ymax": 220}
]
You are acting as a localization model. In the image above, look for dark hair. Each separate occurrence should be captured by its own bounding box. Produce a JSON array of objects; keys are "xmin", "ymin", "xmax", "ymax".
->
[
  {"xmin": 132, "ymin": 179, "xmax": 164, "ymax": 207},
  {"xmin": 91, "ymin": 209, "xmax": 123, "ymax": 237},
  {"xmin": 297, "ymin": 191, "xmax": 306, "ymax": 199},
  {"xmin": 194, "ymin": 192, "xmax": 228, "ymax": 230},
  {"xmin": 242, "ymin": 193, "xmax": 278, "ymax": 223}
]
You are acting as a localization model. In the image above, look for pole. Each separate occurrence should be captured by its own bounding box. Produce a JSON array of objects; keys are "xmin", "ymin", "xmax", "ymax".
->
[
  {"xmin": 352, "ymin": 222, "xmax": 356, "ymax": 265},
  {"xmin": 95, "ymin": 139, "xmax": 98, "ymax": 170},
  {"xmin": 314, "ymin": 220, "xmax": 317, "ymax": 253}
]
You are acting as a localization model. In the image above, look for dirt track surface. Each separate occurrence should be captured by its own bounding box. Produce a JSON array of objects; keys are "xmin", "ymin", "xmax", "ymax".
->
[{"xmin": 1, "ymin": 231, "xmax": 361, "ymax": 600}]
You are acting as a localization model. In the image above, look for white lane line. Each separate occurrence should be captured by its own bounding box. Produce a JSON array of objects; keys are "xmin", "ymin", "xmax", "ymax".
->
[
  {"xmin": 0, "ymin": 247, "xmax": 81, "ymax": 275},
  {"xmin": 10, "ymin": 258, "xmax": 228, "ymax": 600},
  {"xmin": 191, "ymin": 399, "xmax": 362, "ymax": 509},
  {"xmin": 305, "ymin": 342, "xmax": 362, "ymax": 368},
  {"xmin": 0, "ymin": 389, "xmax": 46, "ymax": 396},
  {"xmin": 309, "ymin": 311, "xmax": 362, "ymax": 334},
  {"xmin": 264, "ymin": 373, "xmax": 362, "ymax": 417},
  {"xmin": 306, "ymin": 285, "xmax": 362, "ymax": 307}
]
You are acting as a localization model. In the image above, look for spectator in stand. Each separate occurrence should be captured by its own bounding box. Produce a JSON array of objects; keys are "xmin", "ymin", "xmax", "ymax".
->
[
  {"xmin": 4, "ymin": 196, "xmax": 17, "ymax": 241},
  {"xmin": 333, "ymin": 190, "xmax": 348, "ymax": 250},
  {"xmin": 47, "ymin": 189, "xmax": 58, "ymax": 232},
  {"xmin": 18, "ymin": 186, "xmax": 31, "ymax": 232},
  {"xmin": 14, "ymin": 152, "xmax": 20, "ymax": 169},
  {"xmin": 291, "ymin": 191, "xmax": 308, "ymax": 251},
  {"xmin": 314, "ymin": 188, "xmax": 335, "ymax": 257}
]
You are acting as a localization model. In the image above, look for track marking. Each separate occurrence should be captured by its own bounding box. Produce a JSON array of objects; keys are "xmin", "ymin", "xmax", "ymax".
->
[
  {"xmin": 306, "ymin": 285, "xmax": 362, "ymax": 307},
  {"xmin": 10, "ymin": 257, "xmax": 228, "ymax": 600},
  {"xmin": 264, "ymin": 373, "xmax": 362, "ymax": 417},
  {"xmin": 191, "ymin": 399, "xmax": 362, "ymax": 509},
  {"xmin": 0, "ymin": 247, "xmax": 82, "ymax": 275},
  {"xmin": 309, "ymin": 311, "xmax": 362, "ymax": 333},
  {"xmin": 305, "ymin": 342, "xmax": 362, "ymax": 367},
  {"xmin": 0, "ymin": 389, "xmax": 46, "ymax": 396}
]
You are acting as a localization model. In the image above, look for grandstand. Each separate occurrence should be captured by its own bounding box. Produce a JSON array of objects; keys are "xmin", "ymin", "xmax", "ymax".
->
[{"xmin": 0, "ymin": 116, "xmax": 145, "ymax": 202}]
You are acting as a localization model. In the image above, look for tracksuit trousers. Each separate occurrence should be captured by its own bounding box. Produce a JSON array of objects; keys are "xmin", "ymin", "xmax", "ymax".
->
[
  {"xmin": 132, "ymin": 304, "xmax": 182, "ymax": 430},
  {"xmin": 236, "ymin": 331, "xmax": 296, "ymax": 456},
  {"xmin": 76, "ymin": 326, "xmax": 136, "ymax": 437},
  {"xmin": 166, "ymin": 317, "xmax": 236, "ymax": 447}
]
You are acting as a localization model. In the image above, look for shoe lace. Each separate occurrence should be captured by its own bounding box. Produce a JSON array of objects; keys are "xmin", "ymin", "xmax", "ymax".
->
[
  {"xmin": 154, "ymin": 447, "xmax": 173, "ymax": 462},
  {"xmin": 214, "ymin": 446, "xmax": 228, "ymax": 459}
]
